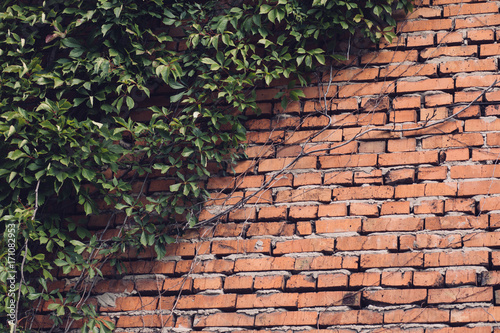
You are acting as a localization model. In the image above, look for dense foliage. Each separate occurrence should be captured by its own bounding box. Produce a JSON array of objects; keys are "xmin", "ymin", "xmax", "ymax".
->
[{"xmin": 0, "ymin": 0, "xmax": 412, "ymax": 331}]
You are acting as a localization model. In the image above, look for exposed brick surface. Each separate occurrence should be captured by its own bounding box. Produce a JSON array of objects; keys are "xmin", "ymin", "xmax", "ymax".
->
[{"xmin": 51, "ymin": 3, "xmax": 500, "ymax": 331}]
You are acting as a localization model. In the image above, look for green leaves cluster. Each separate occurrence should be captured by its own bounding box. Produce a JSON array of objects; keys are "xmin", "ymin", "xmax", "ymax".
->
[{"xmin": 0, "ymin": 0, "xmax": 411, "ymax": 331}]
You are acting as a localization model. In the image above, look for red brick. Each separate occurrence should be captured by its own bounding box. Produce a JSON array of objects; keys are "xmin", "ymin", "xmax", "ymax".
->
[
  {"xmin": 337, "ymin": 235, "xmax": 397, "ymax": 251},
  {"xmin": 264, "ymin": 173, "xmax": 293, "ymax": 187},
  {"xmin": 418, "ymin": 166, "xmax": 447, "ymax": 180},
  {"xmin": 247, "ymin": 222, "xmax": 294, "ymax": 236},
  {"xmin": 349, "ymin": 272, "xmax": 381, "ymax": 287},
  {"xmin": 255, "ymin": 311, "xmax": 317, "ymax": 327},
  {"xmin": 424, "ymin": 250, "xmax": 489, "ymax": 267},
  {"xmin": 319, "ymin": 154, "xmax": 377, "ymax": 168},
  {"xmin": 324, "ymin": 171, "xmax": 353, "ymax": 185},
  {"xmin": 361, "ymin": 50, "xmax": 418, "ymax": 64},
  {"xmin": 254, "ymin": 275, "xmax": 284, "ymax": 290},
  {"xmin": 315, "ymin": 218, "xmax": 362, "ymax": 234},
  {"xmin": 403, "ymin": 120, "xmax": 463, "ymax": 137},
  {"xmin": 380, "ymin": 201, "xmax": 410, "ymax": 215},
  {"xmin": 259, "ymin": 156, "xmax": 317, "ymax": 172},
  {"xmin": 397, "ymin": 78, "xmax": 454, "ymax": 93},
  {"xmin": 463, "ymin": 231, "xmax": 500, "ymax": 247},
  {"xmin": 441, "ymin": 58, "xmax": 496, "ymax": 74},
  {"xmin": 407, "ymin": 33, "xmax": 435, "ymax": 47},
  {"xmin": 297, "ymin": 291, "xmax": 360, "ymax": 307},
  {"xmin": 317, "ymin": 273, "xmax": 349, "ymax": 289},
  {"xmin": 350, "ymin": 202, "xmax": 378, "ymax": 217},
  {"xmin": 446, "ymin": 269, "xmax": 477, "ymax": 286},
  {"xmin": 459, "ymin": 179, "xmax": 500, "ymax": 196},
  {"xmin": 457, "ymin": 74, "xmax": 500, "ymax": 89},
  {"xmin": 354, "ymin": 170, "xmax": 383, "ymax": 184},
  {"xmin": 452, "ymin": 105, "xmax": 481, "ymax": 119},
  {"xmin": 408, "ymin": 233, "xmax": 462, "ymax": 250},
  {"xmin": 245, "ymin": 145, "xmax": 274, "ymax": 158},
  {"xmin": 379, "ymin": 151, "xmax": 438, "ymax": 166},
  {"xmin": 330, "ymin": 141, "xmax": 359, "ymax": 155},
  {"xmin": 363, "ymin": 289, "xmax": 427, "ymax": 305},
  {"xmin": 285, "ymin": 129, "xmax": 342, "ymax": 144},
  {"xmin": 177, "ymin": 294, "xmax": 236, "ymax": 310},
  {"xmin": 274, "ymin": 238, "xmax": 334, "ymax": 255},
  {"xmin": 422, "ymin": 133, "xmax": 484, "ymax": 149},
  {"xmin": 360, "ymin": 253, "xmax": 423, "ymax": 268},
  {"xmin": 338, "ymin": 81, "xmax": 395, "ymax": 98},
  {"xmin": 445, "ymin": 198, "xmax": 475, "ymax": 214},
  {"xmin": 276, "ymin": 188, "xmax": 331, "ymax": 203},
  {"xmin": 293, "ymin": 172, "xmax": 321, "ymax": 186},
  {"xmin": 332, "ymin": 186, "xmax": 394, "ymax": 200},
  {"xmin": 384, "ymin": 308, "xmax": 450, "ymax": 324},
  {"xmin": 296, "ymin": 221, "xmax": 313, "ymax": 235},
  {"xmin": 193, "ymin": 277, "xmax": 223, "ymax": 291},
  {"xmin": 414, "ymin": 200, "xmax": 444, "ymax": 215},
  {"xmin": 286, "ymin": 274, "xmax": 316, "ymax": 291},
  {"xmin": 228, "ymin": 207, "xmax": 256, "ymax": 222},
  {"xmin": 258, "ymin": 206, "xmax": 287, "ymax": 221},
  {"xmin": 436, "ymin": 31, "xmax": 464, "ymax": 44},
  {"xmin": 234, "ymin": 257, "xmax": 295, "ymax": 272},
  {"xmin": 451, "ymin": 306, "xmax": 500, "ymax": 323},
  {"xmin": 330, "ymin": 67, "xmax": 380, "ymax": 82},
  {"xmin": 425, "ymin": 215, "xmax": 488, "ymax": 230},
  {"xmin": 295, "ymin": 256, "xmax": 358, "ymax": 270},
  {"xmin": 358, "ymin": 141, "xmax": 386, "ymax": 153},
  {"xmin": 399, "ymin": 19, "xmax": 452, "ymax": 32},
  {"xmin": 392, "ymin": 96, "xmax": 420, "ymax": 110},
  {"xmin": 343, "ymin": 125, "xmax": 401, "ymax": 140},
  {"xmin": 413, "ymin": 271, "xmax": 444, "ymax": 287},
  {"xmin": 479, "ymin": 196, "xmax": 500, "ymax": 212},
  {"xmin": 317, "ymin": 203, "xmax": 348, "ymax": 217},
  {"xmin": 289, "ymin": 205, "xmax": 318, "ymax": 220},
  {"xmin": 395, "ymin": 183, "xmax": 424, "ymax": 198},
  {"xmin": 456, "ymin": 14, "xmax": 500, "ymax": 29},
  {"xmin": 408, "ymin": 7, "xmax": 442, "ymax": 19},
  {"xmin": 381, "ymin": 271, "xmax": 413, "ymax": 287},
  {"xmin": 488, "ymin": 132, "xmax": 500, "ymax": 145},
  {"xmin": 193, "ymin": 313, "xmax": 254, "ymax": 328},
  {"xmin": 455, "ymin": 90, "xmax": 484, "ymax": 103},
  {"xmin": 237, "ymin": 293, "xmax": 298, "ymax": 308},
  {"xmin": 211, "ymin": 239, "xmax": 271, "ymax": 255},
  {"xmin": 486, "ymin": 105, "xmax": 500, "ymax": 116},
  {"xmin": 428, "ymin": 287, "xmax": 492, "ymax": 304},
  {"xmin": 94, "ymin": 280, "xmax": 134, "ymax": 294},
  {"xmin": 444, "ymin": 2, "xmax": 499, "ymax": 17},
  {"xmin": 466, "ymin": 118, "xmax": 500, "ymax": 132},
  {"xmin": 224, "ymin": 275, "xmax": 253, "ymax": 292},
  {"xmin": 380, "ymin": 63, "xmax": 437, "ymax": 78},
  {"xmin": 319, "ymin": 310, "xmax": 383, "ymax": 325},
  {"xmin": 446, "ymin": 148, "xmax": 470, "ymax": 161},
  {"xmin": 481, "ymin": 271, "xmax": 500, "ymax": 286},
  {"xmin": 363, "ymin": 217, "xmax": 423, "ymax": 232},
  {"xmin": 100, "ymin": 297, "xmax": 157, "ymax": 312},
  {"xmin": 385, "ymin": 168, "xmax": 415, "ymax": 184},
  {"xmin": 420, "ymin": 106, "xmax": 449, "ymax": 120},
  {"xmin": 116, "ymin": 315, "xmax": 173, "ymax": 328}
]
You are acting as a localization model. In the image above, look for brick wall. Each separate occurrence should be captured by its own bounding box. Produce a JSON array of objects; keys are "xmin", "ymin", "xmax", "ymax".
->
[{"xmin": 35, "ymin": 0, "xmax": 500, "ymax": 332}]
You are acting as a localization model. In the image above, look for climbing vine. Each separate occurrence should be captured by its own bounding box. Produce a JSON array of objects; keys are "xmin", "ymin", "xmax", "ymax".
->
[{"xmin": 0, "ymin": 0, "xmax": 412, "ymax": 331}]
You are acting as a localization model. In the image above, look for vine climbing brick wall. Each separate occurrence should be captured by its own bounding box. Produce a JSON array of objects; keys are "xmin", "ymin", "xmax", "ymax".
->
[{"xmin": 35, "ymin": 0, "xmax": 500, "ymax": 332}]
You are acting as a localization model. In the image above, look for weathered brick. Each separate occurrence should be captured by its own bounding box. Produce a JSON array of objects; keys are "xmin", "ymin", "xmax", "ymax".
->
[
  {"xmin": 360, "ymin": 253, "xmax": 423, "ymax": 268},
  {"xmin": 193, "ymin": 313, "xmax": 254, "ymax": 328},
  {"xmin": 445, "ymin": 269, "xmax": 477, "ymax": 286},
  {"xmin": 418, "ymin": 166, "xmax": 447, "ymax": 180},
  {"xmin": 445, "ymin": 198, "xmax": 475, "ymax": 214},
  {"xmin": 193, "ymin": 277, "xmax": 223, "ymax": 292},
  {"xmin": 117, "ymin": 315, "xmax": 173, "ymax": 328},
  {"xmin": 349, "ymin": 272, "xmax": 381, "ymax": 288},
  {"xmin": 295, "ymin": 256, "xmax": 358, "ymax": 270},
  {"xmin": 361, "ymin": 50, "xmax": 419, "ymax": 64},
  {"xmin": 247, "ymin": 222, "xmax": 294, "ymax": 236},
  {"xmin": 422, "ymin": 133, "xmax": 483, "ymax": 149},
  {"xmin": 274, "ymin": 238, "xmax": 334, "ymax": 255},
  {"xmin": 421, "ymin": 45, "xmax": 477, "ymax": 59},
  {"xmin": 275, "ymin": 188, "xmax": 331, "ymax": 203},
  {"xmin": 451, "ymin": 306, "xmax": 500, "ymax": 323},
  {"xmin": 428, "ymin": 287, "xmax": 492, "ymax": 304},
  {"xmin": 350, "ymin": 202, "xmax": 379, "ymax": 217},
  {"xmin": 425, "ymin": 215, "xmax": 488, "ymax": 230},
  {"xmin": 259, "ymin": 156, "xmax": 317, "ymax": 172},
  {"xmin": 254, "ymin": 275, "xmax": 284, "ymax": 290},
  {"xmin": 463, "ymin": 232, "xmax": 500, "ymax": 247},
  {"xmin": 385, "ymin": 168, "xmax": 415, "ymax": 184},
  {"xmin": 363, "ymin": 289, "xmax": 427, "ymax": 305},
  {"xmin": 317, "ymin": 273, "xmax": 349, "ymax": 289},
  {"xmin": 224, "ymin": 275, "xmax": 253, "ymax": 292},
  {"xmin": 397, "ymin": 78, "xmax": 454, "ymax": 93},
  {"xmin": 315, "ymin": 218, "xmax": 362, "ymax": 234},
  {"xmin": 379, "ymin": 151, "xmax": 439, "ymax": 166},
  {"xmin": 444, "ymin": 2, "xmax": 499, "ymax": 17},
  {"xmin": 317, "ymin": 203, "xmax": 348, "ymax": 217},
  {"xmin": 237, "ymin": 293, "xmax": 298, "ymax": 308},
  {"xmin": 177, "ymin": 294, "xmax": 237, "ymax": 310},
  {"xmin": 414, "ymin": 200, "xmax": 444, "ymax": 215},
  {"xmin": 337, "ymin": 235, "xmax": 397, "ymax": 251},
  {"xmin": 319, "ymin": 310, "xmax": 383, "ymax": 325},
  {"xmin": 413, "ymin": 271, "xmax": 444, "ymax": 287},
  {"xmin": 424, "ymin": 250, "xmax": 489, "ymax": 267},
  {"xmin": 381, "ymin": 271, "xmax": 413, "ymax": 287},
  {"xmin": 384, "ymin": 308, "xmax": 450, "ymax": 324},
  {"xmin": 441, "ymin": 58, "xmax": 496, "ymax": 74},
  {"xmin": 398, "ymin": 19, "xmax": 453, "ymax": 32},
  {"xmin": 234, "ymin": 257, "xmax": 294, "ymax": 272},
  {"xmin": 298, "ymin": 291, "xmax": 360, "ymax": 307},
  {"xmin": 324, "ymin": 171, "xmax": 353, "ymax": 185},
  {"xmin": 363, "ymin": 217, "xmax": 423, "ymax": 232},
  {"xmin": 319, "ymin": 154, "xmax": 377, "ymax": 168},
  {"xmin": 332, "ymin": 186, "xmax": 394, "ymax": 200},
  {"xmin": 286, "ymin": 274, "xmax": 316, "ymax": 291},
  {"xmin": 289, "ymin": 205, "xmax": 318, "ymax": 220},
  {"xmin": 380, "ymin": 201, "xmax": 410, "ymax": 215},
  {"xmin": 255, "ymin": 311, "xmax": 317, "ymax": 327}
]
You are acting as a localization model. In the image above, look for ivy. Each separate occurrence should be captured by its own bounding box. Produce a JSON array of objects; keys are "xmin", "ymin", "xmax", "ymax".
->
[{"xmin": 0, "ymin": 0, "xmax": 412, "ymax": 331}]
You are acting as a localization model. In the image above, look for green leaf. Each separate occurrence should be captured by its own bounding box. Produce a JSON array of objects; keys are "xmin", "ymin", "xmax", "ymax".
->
[
  {"xmin": 101, "ymin": 24, "xmax": 113, "ymax": 36},
  {"xmin": 7, "ymin": 150, "xmax": 27, "ymax": 160},
  {"xmin": 169, "ymin": 183, "xmax": 181, "ymax": 192}
]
